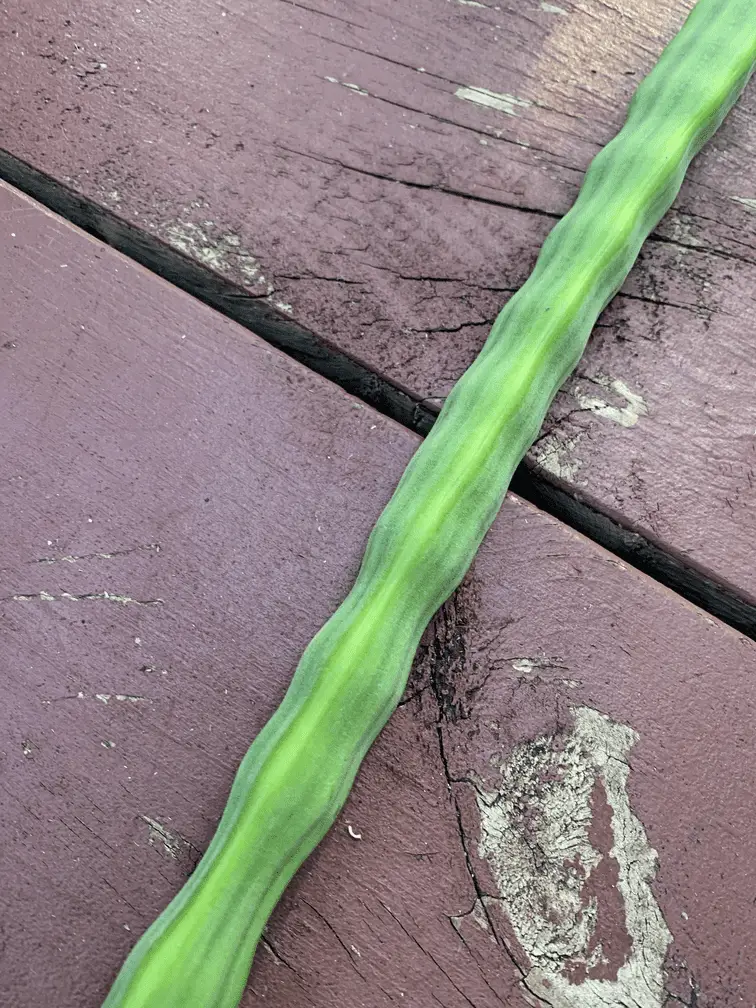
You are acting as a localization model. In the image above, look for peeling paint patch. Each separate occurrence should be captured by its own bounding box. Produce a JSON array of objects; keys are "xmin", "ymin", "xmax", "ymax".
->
[
  {"xmin": 141, "ymin": 816, "xmax": 189, "ymax": 859},
  {"xmin": 455, "ymin": 86, "xmax": 531, "ymax": 117},
  {"xmin": 531, "ymin": 431, "xmax": 582, "ymax": 480},
  {"xmin": 570, "ymin": 375, "xmax": 647, "ymax": 428},
  {"xmin": 540, "ymin": 1, "xmax": 568, "ymax": 12},
  {"xmin": 476, "ymin": 706, "xmax": 671, "ymax": 1006}
]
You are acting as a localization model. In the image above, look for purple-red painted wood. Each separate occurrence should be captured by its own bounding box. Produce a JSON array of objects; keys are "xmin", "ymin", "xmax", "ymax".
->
[
  {"xmin": 2, "ymin": 0, "xmax": 756, "ymax": 601},
  {"xmin": 2, "ymin": 181, "xmax": 756, "ymax": 1006}
]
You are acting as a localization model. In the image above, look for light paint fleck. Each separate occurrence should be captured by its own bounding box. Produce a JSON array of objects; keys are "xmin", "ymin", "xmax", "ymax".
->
[
  {"xmin": 540, "ymin": 1, "xmax": 568, "ymax": 13},
  {"xmin": 475, "ymin": 706, "xmax": 671, "ymax": 1006},
  {"xmin": 455, "ymin": 86, "xmax": 531, "ymax": 116}
]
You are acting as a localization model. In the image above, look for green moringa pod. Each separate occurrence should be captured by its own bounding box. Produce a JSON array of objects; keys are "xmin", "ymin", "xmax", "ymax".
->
[{"xmin": 102, "ymin": 2, "xmax": 756, "ymax": 1005}]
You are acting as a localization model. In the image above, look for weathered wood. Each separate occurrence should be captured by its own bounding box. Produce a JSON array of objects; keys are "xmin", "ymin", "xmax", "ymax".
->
[
  {"xmin": 2, "ymin": 0, "xmax": 756, "ymax": 602},
  {"xmin": 2, "ymin": 181, "xmax": 756, "ymax": 1006}
]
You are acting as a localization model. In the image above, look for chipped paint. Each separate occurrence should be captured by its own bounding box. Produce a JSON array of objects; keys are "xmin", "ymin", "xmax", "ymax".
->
[
  {"xmin": 95, "ymin": 694, "xmax": 150, "ymax": 704},
  {"xmin": 325, "ymin": 76, "xmax": 369, "ymax": 97},
  {"xmin": 455, "ymin": 86, "xmax": 531, "ymax": 116},
  {"xmin": 511, "ymin": 656, "xmax": 566, "ymax": 675},
  {"xmin": 571, "ymin": 375, "xmax": 647, "ymax": 428},
  {"xmin": 35, "ymin": 543, "xmax": 160, "ymax": 564},
  {"xmin": 662, "ymin": 214, "xmax": 704, "ymax": 248},
  {"xmin": 164, "ymin": 222, "xmax": 273, "ymax": 290},
  {"xmin": 731, "ymin": 196, "xmax": 756, "ymax": 212},
  {"xmin": 162, "ymin": 221, "xmax": 294, "ymax": 314},
  {"xmin": 8, "ymin": 591, "xmax": 162, "ymax": 605},
  {"xmin": 540, "ymin": 1, "xmax": 567, "ymax": 12},
  {"xmin": 531, "ymin": 431, "xmax": 582, "ymax": 480},
  {"xmin": 476, "ymin": 706, "xmax": 671, "ymax": 1006},
  {"xmin": 141, "ymin": 815, "xmax": 188, "ymax": 859}
]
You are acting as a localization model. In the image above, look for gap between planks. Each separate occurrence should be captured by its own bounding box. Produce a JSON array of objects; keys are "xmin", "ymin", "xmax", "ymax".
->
[{"xmin": 2, "ymin": 147, "xmax": 754, "ymax": 640}]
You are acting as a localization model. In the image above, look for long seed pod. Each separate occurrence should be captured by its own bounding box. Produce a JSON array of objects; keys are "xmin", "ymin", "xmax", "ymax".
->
[{"xmin": 103, "ymin": 2, "xmax": 756, "ymax": 1005}]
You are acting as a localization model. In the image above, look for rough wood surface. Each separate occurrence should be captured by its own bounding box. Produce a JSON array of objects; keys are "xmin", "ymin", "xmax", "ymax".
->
[
  {"xmin": 2, "ymin": 0, "xmax": 756, "ymax": 602},
  {"xmin": 2, "ymin": 181, "xmax": 756, "ymax": 1007}
]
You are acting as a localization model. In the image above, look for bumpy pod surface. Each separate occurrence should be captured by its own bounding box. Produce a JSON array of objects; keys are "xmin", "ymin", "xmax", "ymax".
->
[{"xmin": 103, "ymin": 2, "xmax": 756, "ymax": 1006}]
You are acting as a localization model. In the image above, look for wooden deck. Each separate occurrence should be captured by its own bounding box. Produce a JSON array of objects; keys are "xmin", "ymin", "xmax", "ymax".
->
[
  {"xmin": 1, "ymin": 2, "xmax": 756, "ymax": 1005},
  {"xmin": 2, "ymin": 0, "xmax": 756, "ymax": 600}
]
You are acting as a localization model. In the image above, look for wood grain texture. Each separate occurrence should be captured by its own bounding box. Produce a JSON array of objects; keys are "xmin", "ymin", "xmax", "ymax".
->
[
  {"xmin": 2, "ymin": 0, "xmax": 756, "ymax": 601},
  {"xmin": 2, "ymin": 181, "xmax": 756, "ymax": 1007}
]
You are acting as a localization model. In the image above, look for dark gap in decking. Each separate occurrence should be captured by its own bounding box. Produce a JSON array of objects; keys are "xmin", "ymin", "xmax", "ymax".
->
[
  {"xmin": 508, "ymin": 470, "xmax": 756, "ymax": 639},
  {"xmin": 3, "ymin": 147, "xmax": 755, "ymax": 641}
]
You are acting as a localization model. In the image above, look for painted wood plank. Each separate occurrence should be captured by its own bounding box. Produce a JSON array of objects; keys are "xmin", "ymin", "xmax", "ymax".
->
[
  {"xmin": 2, "ymin": 182, "xmax": 755, "ymax": 1007},
  {"xmin": 2, "ymin": 0, "xmax": 756, "ymax": 603}
]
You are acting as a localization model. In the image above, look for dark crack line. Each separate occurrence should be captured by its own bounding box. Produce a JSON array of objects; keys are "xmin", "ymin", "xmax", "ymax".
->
[
  {"xmin": 446, "ymin": 914, "xmax": 508, "ymax": 1006},
  {"xmin": 259, "ymin": 934, "xmax": 305, "ymax": 981},
  {"xmin": 275, "ymin": 0, "xmax": 368, "ymax": 30},
  {"xmin": 300, "ymin": 898, "xmax": 368, "ymax": 982},
  {"xmin": 409, "ymin": 318, "xmax": 495, "ymax": 335},
  {"xmin": 430, "ymin": 715, "xmax": 525, "ymax": 984},
  {"xmin": 649, "ymin": 230, "xmax": 756, "ymax": 269},
  {"xmin": 378, "ymin": 898, "xmax": 482, "ymax": 1008},
  {"xmin": 270, "ymin": 139, "xmax": 562, "ymax": 220},
  {"xmin": 615, "ymin": 289, "xmax": 725, "ymax": 317},
  {"xmin": 277, "ymin": 272, "xmax": 365, "ymax": 285}
]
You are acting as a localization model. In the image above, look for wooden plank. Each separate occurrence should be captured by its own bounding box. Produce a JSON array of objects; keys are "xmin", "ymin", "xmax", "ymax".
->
[
  {"xmin": 2, "ymin": 0, "xmax": 756, "ymax": 603},
  {"xmin": 2, "ymin": 182, "xmax": 756, "ymax": 1007}
]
